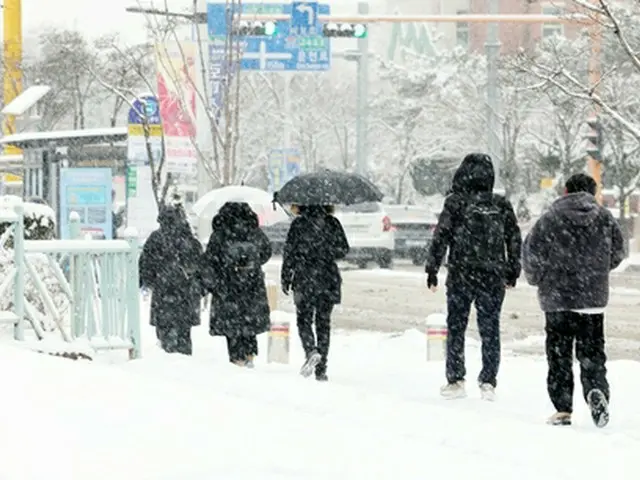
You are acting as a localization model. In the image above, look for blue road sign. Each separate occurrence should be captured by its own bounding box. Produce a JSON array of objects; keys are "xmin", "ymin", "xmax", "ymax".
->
[
  {"xmin": 291, "ymin": 2, "xmax": 319, "ymax": 37},
  {"xmin": 207, "ymin": 2, "xmax": 330, "ymax": 72},
  {"xmin": 127, "ymin": 96, "xmax": 161, "ymax": 125},
  {"xmin": 267, "ymin": 147, "xmax": 301, "ymax": 193}
]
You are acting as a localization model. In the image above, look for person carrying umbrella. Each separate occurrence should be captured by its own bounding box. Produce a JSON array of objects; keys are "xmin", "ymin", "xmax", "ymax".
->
[
  {"xmin": 281, "ymin": 205, "xmax": 350, "ymax": 381},
  {"xmin": 275, "ymin": 169, "xmax": 382, "ymax": 380}
]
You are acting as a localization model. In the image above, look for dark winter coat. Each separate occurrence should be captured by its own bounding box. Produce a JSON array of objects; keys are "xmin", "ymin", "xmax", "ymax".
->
[
  {"xmin": 425, "ymin": 153, "xmax": 522, "ymax": 287},
  {"xmin": 139, "ymin": 205, "xmax": 203, "ymax": 328},
  {"xmin": 281, "ymin": 206, "xmax": 350, "ymax": 305},
  {"xmin": 200, "ymin": 202, "xmax": 272, "ymax": 337},
  {"xmin": 522, "ymin": 192, "xmax": 625, "ymax": 312}
]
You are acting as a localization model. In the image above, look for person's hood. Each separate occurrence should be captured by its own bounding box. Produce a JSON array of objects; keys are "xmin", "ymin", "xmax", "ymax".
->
[
  {"xmin": 551, "ymin": 192, "xmax": 601, "ymax": 227},
  {"xmin": 157, "ymin": 205, "xmax": 186, "ymax": 229},
  {"xmin": 211, "ymin": 201, "xmax": 259, "ymax": 233},
  {"xmin": 450, "ymin": 153, "xmax": 495, "ymax": 194}
]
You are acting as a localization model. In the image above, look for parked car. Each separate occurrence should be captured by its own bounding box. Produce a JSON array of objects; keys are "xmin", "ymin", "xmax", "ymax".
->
[
  {"xmin": 384, "ymin": 205, "xmax": 438, "ymax": 265},
  {"xmin": 261, "ymin": 218, "xmax": 292, "ymax": 254},
  {"xmin": 334, "ymin": 202, "xmax": 395, "ymax": 269}
]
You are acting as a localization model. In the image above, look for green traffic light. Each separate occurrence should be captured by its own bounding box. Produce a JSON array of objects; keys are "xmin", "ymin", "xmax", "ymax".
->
[
  {"xmin": 353, "ymin": 24, "xmax": 367, "ymax": 38},
  {"xmin": 264, "ymin": 21, "xmax": 277, "ymax": 36}
]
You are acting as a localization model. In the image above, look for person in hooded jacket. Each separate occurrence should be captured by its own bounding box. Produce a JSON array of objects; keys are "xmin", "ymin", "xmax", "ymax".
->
[
  {"xmin": 425, "ymin": 153, "xmax": 522, "ymax": 400},
  {"xmin": 200, "ymin": 202, "xmax": 272, "ymax": 367},
  {"xmin": 139, "ymin": 204, "xmax": 203, "ymax": 355},
  {"xmin": 281, "ymin": 205, "xmax": 349, "ymax": 381},
  {"xmin": 523, "ymin": 173, "xmax": 624, "ymax": 428}
]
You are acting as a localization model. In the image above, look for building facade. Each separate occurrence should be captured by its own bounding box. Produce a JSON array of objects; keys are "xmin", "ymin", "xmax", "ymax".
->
[
  {"xmin": 467, "ymin": 0, "xmax": 581, "ymax": 54},
  {"xmin": 365, "ymin": 0, "xmax": 582, "ymax": 62}
]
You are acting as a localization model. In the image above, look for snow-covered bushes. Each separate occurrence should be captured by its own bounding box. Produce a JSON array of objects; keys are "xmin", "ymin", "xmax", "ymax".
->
[
  {"xmin": 0, "ymin": 195, "xmax": 56, "ymax": 242},
  {"xmin": 0, "ymin": 196, "xmax": 67, "ymax": 335}
]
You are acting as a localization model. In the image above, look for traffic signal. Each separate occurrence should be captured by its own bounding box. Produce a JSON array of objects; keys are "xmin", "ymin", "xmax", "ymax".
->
[
  {"xmin": 231, "ymin": 20, "xmax": 277, "ymax": 36},
  {"xmin": 585, "ymin": 116, "xmax": 604, "ymax": 161},
  {"xmin": 322, "ymin": 23, "xmax": 368, "ymax": 38}
]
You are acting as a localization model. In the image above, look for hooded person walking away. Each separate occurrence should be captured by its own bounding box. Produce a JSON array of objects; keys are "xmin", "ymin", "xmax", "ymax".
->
[
  {"xmin": 200, "ymin": 202, "xmax": 272, "ymax": 367},
  {"xmin": 281, "ymin": 205, "xmax": 349, "ymax": 381},
  {"xmin": 523, "ymin": 173, "xmax": 624, "ymax": 427},
  {"xmin": 425, "ymin": 153, "xmax": 522, "ymax": 401},
  {"xmin": 139, "ymin": 204, "xmax": 203, "ymax": 355}
]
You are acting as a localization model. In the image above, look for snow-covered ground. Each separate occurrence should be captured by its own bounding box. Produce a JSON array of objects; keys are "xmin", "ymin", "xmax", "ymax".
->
[{"xmin": 2, "ymin": 310, "xmax": 639, "ymax": 479}]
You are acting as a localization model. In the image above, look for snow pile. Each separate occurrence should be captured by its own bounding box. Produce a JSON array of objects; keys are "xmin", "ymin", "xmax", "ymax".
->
[{"xmin": 0, "ymin": 321, "xmax": 638, "ymax": 479}]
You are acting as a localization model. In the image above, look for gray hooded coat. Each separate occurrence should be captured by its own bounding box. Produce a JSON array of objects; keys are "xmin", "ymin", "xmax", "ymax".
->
[{"xmin": 522, "ymin": 192, "xmax": 625, "ymax": 312}]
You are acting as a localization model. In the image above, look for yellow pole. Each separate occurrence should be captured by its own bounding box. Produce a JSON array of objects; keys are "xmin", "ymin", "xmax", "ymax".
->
[
  {"xmin": 3, "ymin": 0, "xmax": 22, "ymax": 155},
  {"xmin": 587, "ymin": 7, "xmax": 602, "ymax": 203}
]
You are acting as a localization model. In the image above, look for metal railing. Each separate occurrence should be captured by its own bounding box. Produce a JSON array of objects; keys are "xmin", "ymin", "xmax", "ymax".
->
[{"xmin": 0, "ymin": 204, "xmax": 142, "ymax": 359}]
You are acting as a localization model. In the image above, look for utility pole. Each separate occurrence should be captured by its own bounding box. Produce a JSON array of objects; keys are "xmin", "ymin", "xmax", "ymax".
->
[
  {"xmin": 3, "ymin": 0, "xmax": 22, "ymax": 156},
  {"xmin": 587, "ymin": 3, "xmax": 602, "ymax": 203},
  {"xmin": 355, "ymin": 1, "xmax": 369, "ymax": 176},
  {"xmin": 485, "ymin": 0, "xmax": 501, "ymax": 187}
]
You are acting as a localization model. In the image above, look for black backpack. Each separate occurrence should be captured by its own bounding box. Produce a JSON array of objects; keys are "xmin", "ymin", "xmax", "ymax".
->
[{"xmin": 455, "ymin": 194, "xmax": 506, "ymax": 268}]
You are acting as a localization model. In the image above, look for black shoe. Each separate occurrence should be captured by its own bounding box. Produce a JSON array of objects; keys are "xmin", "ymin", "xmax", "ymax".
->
[
  {"xmin": 300, "ymin": 350, "xmax": 321, "ymax": 378},
  {"xmin": 315, "ymin": 373, "xmax": 328, "ymax": 382},
  {"xmin": 587, "ymin": 389, "xmax": 610, "ymax": 428}
]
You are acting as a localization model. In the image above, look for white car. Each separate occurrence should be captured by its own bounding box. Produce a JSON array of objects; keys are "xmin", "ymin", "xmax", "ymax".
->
[{"xmin": 334, "ymin": 202, "xmax": 395, "ymax": 269}]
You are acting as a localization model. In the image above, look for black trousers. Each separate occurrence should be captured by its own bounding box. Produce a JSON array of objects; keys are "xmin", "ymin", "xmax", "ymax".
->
[
  {"xmin": 545, "ymin": 311, "xmax": 609, "ymax": 413},
  {"xmin": 156, "ymin": 326, "xmax": 193, "ymax": 355},
  {"xmin": 446, "ymin": 281, "xmax": 505, "ymax": 387},
  {"xmin": 226, "ymin": 335, "xmax": 258, "ymax": 363},
  {"xmin": 296, "ymin": 300, "xmax": 334, "ymax": 375}
]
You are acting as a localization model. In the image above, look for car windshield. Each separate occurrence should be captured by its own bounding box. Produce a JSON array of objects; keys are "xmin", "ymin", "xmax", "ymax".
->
[{"xmin": 339, "ymin": 202, "xmax": 380, "ymax": 214}]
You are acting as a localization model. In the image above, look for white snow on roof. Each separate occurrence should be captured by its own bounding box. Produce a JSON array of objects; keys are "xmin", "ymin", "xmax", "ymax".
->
[
  {"xmin": 2, "ymin": 85, "xmax": 52, "ymax": 116},
  {"xmin": 0, "ymin": 127, "xmax": 127, "ymax": 145}
]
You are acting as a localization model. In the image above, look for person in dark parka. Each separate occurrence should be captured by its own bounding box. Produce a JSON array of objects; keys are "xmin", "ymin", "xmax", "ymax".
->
[
  {"xmin": 200, "ymin": 202, "xmax": 272, "ymax": 367},
  {"xmin": 523, "ymin": 173, "xmax": 625, "ymax": 428},
  {"xmin": 281, "ymin": 205, "xmax": 349, "ymax": 381},
  {"xmin": 139, "ymin": 204, "xmax": 203, "ymax": 355},
  {"xmin": 425, "ymin": 153, "xmax": 522, "ymax": 400}
]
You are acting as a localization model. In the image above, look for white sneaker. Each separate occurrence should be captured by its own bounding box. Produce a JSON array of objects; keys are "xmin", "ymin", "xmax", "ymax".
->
[
  {"xmin": 479, "ymin": 383, "xmax": 496, "ymax": 401},
  {"xmin": 300, "ymin": 351, "xmax": 321, "ymax": 378},
  {"xmin": 440, "ymin": 381, "xmax": 466, "ymax": 399}
]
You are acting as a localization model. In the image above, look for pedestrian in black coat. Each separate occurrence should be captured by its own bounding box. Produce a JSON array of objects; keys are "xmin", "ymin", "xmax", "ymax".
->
[
  {"xmin": 523, "ymin": 173, "xmax": 625, "ymax": 427},
  {"xmin": 139, "ymin": 204, "xmax": 203, "ymax": 355},
  {"xmin": 281, "ymin": 205, "xmax": 349, "ymax": 381},
  {"xmin": 200, "ymin": 202, "xmax": 272, "ymax": 367},
  {"xmin": 425, "ymin": 153, "xmax": 522, "ymax": 400}
]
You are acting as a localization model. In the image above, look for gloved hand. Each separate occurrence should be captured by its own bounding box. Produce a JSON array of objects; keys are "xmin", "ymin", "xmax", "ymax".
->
[
  {"xmin": 426, "ymin": 272, "xmax": 438, "ymax": 290},
  {"xmin": 506, "ymin": 271, "xmax": 519, "ymax": 289},
  {"xmin": 281, "ymin": 278, "xmax": 292, "ymax": 296}
]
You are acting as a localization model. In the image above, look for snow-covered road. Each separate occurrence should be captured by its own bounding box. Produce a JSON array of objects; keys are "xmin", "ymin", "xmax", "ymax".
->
[{"xmin": 264, "ymin": 259, "xmax": 640, "ymax": 360}]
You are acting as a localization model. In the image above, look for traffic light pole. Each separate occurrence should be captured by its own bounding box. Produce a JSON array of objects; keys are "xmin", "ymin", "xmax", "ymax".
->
[
  {"xmin": 486, "ymin": 0, "xmax": 501, "ymax": 188},
  {"xmin": 588, "ymin": 6, "xmax": 603, "ymax": 203},
  {"xmin": 355, "ymin": 1, "xmax": 369, "ymax": 176}
]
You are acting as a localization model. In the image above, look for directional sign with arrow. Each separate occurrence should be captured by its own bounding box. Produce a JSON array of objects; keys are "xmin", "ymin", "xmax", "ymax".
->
[{"xmin": 291, "ymin": 1, "xmax": 319, "ymax": 36}]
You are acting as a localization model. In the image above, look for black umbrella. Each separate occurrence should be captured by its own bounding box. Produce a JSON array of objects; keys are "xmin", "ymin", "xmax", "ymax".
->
[{"xmin": 274, "ymin": 169, "xmax": 384, "ymax": 206}]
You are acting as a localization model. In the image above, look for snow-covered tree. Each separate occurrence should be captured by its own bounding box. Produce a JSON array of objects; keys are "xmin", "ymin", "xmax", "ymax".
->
[
  {"xmin": 371, "ymin": 48, "xmax": 487, "ymax": 202},
  {"xmin": 515, "ymin": 1, "xmax": 640, "ymax": 143},
  {"xmin": 524, "ymin": 92, "xmax": 588, "ymax": 187},
  {"xmin": 515, "ymin": 3, "xmax": 640, "ymax": 206},
  {"xmin": 22, "ymin": 28, "xmax": 105, "ymax": 130}
]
